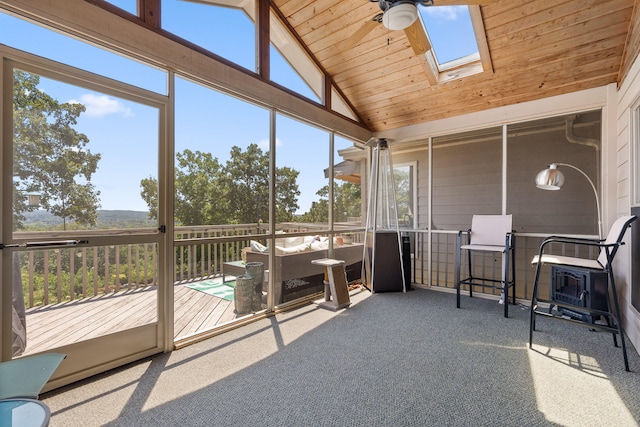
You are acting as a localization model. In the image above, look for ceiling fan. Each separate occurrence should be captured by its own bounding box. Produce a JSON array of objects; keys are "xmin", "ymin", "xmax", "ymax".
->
[{"xmin": 345, "ymin": 0, "xmax": 492, "ymax": 55}]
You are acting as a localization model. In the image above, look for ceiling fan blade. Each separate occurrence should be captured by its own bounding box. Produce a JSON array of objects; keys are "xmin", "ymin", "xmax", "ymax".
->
[
  {"xmin": 343, "ymin": 17, "xmax": 380, "ymax": 50},
  {"xmin": 404, "ymin": 19, "xmax": 431, "ymax": 56}
]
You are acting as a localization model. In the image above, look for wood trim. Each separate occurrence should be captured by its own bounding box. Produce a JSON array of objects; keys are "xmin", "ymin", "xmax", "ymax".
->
[
  {"xmin": 618, "ymin": 0, "xmax": 640, "ymax": 85},
  {"xmin": 257, "ymin": 0, "xmax": 269, "ymax": 80},
  {"xmin": 140, "ymin": 0, "xmax": 160, "ymax": 28},
  {"xmin": 470, "ymin": 6, "xmax": 493, "ymax": 74}
]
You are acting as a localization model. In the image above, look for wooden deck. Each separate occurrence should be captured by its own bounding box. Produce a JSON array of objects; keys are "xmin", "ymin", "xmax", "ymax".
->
[{"xmin": 22, "ymin": 281, "xmax": 239, "ymax": 356}]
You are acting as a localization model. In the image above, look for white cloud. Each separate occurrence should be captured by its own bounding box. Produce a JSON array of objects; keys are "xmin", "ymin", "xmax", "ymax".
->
[
  {"xmin": 422, "ymin": 6, "xmax": 462, "ymax": 21},
  {"xmin": 68, "ymin": 93, "xmax": 133, "ymax": 118}
]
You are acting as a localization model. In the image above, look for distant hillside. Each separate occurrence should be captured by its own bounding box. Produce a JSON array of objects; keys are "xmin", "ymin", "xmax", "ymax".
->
[{"xmin": 23, "ymin": 210, "xmax": 155, "ymax": 229}]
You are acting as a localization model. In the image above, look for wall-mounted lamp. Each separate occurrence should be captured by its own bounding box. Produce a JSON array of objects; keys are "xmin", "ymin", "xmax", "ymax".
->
[{"xmin": 535, "ymin": 163, "xmax": 602, "ymax": 238}]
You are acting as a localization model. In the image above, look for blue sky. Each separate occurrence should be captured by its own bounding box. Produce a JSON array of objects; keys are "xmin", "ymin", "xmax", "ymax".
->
[{"xmin": 0, "ymin": 1, "xmax": 475, "ymax": 214}]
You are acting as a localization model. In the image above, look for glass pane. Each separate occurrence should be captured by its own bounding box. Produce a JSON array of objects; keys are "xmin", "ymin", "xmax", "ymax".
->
[
  {"xmin": 394, "ymin": 163, "xmax": 415, "ymax": 229},
  {"xmin": 332, "ymin": 136, "xmax": 365, "ymax": 289},
  {"xmin": 173, "ymin": 76, "xmax": 270, "ymax": 337},
  {"xmin": 333, "ymin": 136, "xmax": 364, "ymax": 226},
  {"xmin": 276, "ymin": 114, "xmax": 329, "ymax": 227},
  {"xmin": 14, "ymin": 243, "xmax": 158, "ymax": 356},
  {"xmin": 419, "ymin": 5, "xmax": 479, "ymax": 68},
  {"xmin": 270, "ymin": 12, "xmax": 322, "ymax": 103},
  {"xmin": 173, "ymin": 76, "xmax": 270, "ymax": 227},
  {"xmin": 0, "ymin": 11, "xmax": 167, "ymax": 94},
  {"xmin": 432, "ymin": 127, "xmax": 503, "ymax": 230},
  {"xmin": 162, "ymin": 0, "xmax": 256, "ymax": 73},
  {"xmin": 331, "ymin": 87, "xmax": 358, "ymax": 121},
  {"xmin": 507, "ymin": 111, "xmax": 602, "ymax": 235},
  {"xmin": 104, "ymin": 0, "xmax": 137, "ymax": 14},
  {"xmin": 12, "ymin": 69, "xmax": 159, "ymax": 234},
  {"xmin": 267, "ymin": 114, "xmax": 333, "ymax": 303}
]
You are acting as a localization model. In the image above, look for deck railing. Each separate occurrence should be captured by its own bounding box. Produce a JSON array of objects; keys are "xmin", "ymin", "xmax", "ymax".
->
[
  {"xmin": 15, "ymin": 224, "xmax": 595, "ymax": 308},
  {"xmin": 16, "ymin": 222, "xmax": 364, "ymax": 308}
]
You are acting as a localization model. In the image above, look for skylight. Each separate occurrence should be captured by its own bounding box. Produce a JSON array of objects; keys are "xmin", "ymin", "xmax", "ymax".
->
[{"xmin": 418, "ymin": 5, "xmax": 479, "ymax": 71}]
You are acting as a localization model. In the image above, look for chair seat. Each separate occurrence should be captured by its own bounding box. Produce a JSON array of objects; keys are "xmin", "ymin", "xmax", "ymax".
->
[
  {"xmin": 460, "ymin": 244, "xmax": 507, "ymax": 253},
  {"xmin": 531, "ymin": 254, "xmax": 602, "ymax": 270}
]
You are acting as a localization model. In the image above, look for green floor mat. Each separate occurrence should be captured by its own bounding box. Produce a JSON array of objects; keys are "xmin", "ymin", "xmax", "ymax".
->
[{"xmin": 186, "ymin": 280, "xmax": 235, "ymax": 301}]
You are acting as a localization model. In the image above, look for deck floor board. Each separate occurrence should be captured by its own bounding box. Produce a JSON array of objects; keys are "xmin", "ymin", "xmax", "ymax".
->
[{"xmin": 22, "ymin": 282, "xmax": 237, "ymax": 356}]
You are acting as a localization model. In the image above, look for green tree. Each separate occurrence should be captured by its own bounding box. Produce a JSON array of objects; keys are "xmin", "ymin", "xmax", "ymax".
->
[
  {"xmin": 175, "ymin": 149, "xmax": 224, "ymax": 225},
  {"xmin": 13, "ymin": 70, "xmax": 101, "ymax": 230},
  {"xmin": 299, "ymin": 181, "xmax": 361, "ymax": 223},
  {"xmin": 141, "ymin": 144, "xmax": 301, "ymax": 226},
  {"xmin": 219, "ymin": 144, "xmax": 270, "ymax": 224},
  {"xmin": 220, "ymin": 144, "xmax": 301, "ymax": 223},
  {"xmin": 139, "ymin": 176, "xmax": 158, "ymax": 220}
]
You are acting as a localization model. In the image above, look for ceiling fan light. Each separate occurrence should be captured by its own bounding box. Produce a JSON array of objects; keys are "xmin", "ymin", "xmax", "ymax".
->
[{"xmin": 382, "ymin": 4, "xmax": 418, "ymax": 31}]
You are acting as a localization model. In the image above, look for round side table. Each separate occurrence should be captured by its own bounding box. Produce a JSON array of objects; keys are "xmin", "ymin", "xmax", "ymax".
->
[{"xmin": 0, "ymin": 398, "xmax": 50, "ymax": 427}]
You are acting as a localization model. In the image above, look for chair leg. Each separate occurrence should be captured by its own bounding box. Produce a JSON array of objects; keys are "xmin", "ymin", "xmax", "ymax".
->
[
  {"xmin": 503, "ymin": 283, "xmax": 509, "ymax": 318},
  {"xmin": 502, "ymin": 251, "xmax": 509, "ymax": 318},
  {"xmin": 608, "ymin": 270, "xmax": 630, "ymax": 372},
  {"xmin": 602, "ymin": 281, "xmax": 619, "ymax": 347},
  {"xmin": 511, "ymin": 242, "xmax": 516, "ymax": 306},
  {"xmin": 602, "ymin": 315, "xmax": 618, "ymax": 348},
  {"xmin": 529, "ymin": 262, "xmax": 543, "ymax": 348},
  {"xmin": 455, "ymin": 240, "xmax": 461, "ymax": 309},
  {"xmin": 467, "ymin": 250, "xmax": 473, "ymax": 298}
]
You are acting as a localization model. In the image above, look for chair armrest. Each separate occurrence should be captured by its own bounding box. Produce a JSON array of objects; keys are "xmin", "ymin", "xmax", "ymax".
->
[
  {"xmin": 541, "ymin": 235, "xmax": 604, "ymax": 245},
  {"xmin": 539, "ymin": 235, "xmax": 620, "ymax": 249},
  {"xmin": 534, "ymin": 236, "xmax": 623, "ymax": 264}
]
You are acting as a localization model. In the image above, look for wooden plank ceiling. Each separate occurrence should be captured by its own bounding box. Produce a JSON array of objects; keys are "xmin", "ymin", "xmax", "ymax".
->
[{"xmin": 272, "ymin": 0, "xmax": 637, "ymax": 133}]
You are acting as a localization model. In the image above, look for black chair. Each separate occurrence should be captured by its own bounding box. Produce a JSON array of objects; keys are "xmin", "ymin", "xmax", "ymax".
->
[
  {"xmin": 455, "ymin": 214, "xmax": 516, "ymax": 318},
  {"xmin": 529, "ymin": 215, "xmax": 637, "ymax": 371}
]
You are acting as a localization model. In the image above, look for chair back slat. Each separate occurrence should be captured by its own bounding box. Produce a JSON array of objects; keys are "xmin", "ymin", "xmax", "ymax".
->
[
  {"xmin": 596, "ymin": 215, "xmax": 637, "ymax": 267},
  {"xmin": 470, "ymin": 214, "xmax": 512, "ymax": 246}
]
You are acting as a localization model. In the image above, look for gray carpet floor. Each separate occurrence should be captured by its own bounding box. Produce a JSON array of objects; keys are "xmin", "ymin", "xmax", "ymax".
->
[{"xmin": 42, "ymin": 288, "xmax": 640, "ymax": 426}]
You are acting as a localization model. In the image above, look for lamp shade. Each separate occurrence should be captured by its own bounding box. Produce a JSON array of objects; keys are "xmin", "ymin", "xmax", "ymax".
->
[
  {"xmin": 382, "ymin": 3, "xmax": 418, "ymax": 31},
  {"xmin": 535, "ymin": 164, "xmax": 565, "ymax": 190}
]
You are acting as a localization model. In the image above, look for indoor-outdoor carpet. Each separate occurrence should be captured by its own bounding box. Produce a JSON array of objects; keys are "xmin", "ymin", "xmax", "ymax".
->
[
  {"xmin": 42, "ymin": 288, "xmax": 640, "ymax": 427},
  {"xmin": 186, "ymin": 280, "xmax": 235, "ymax": 301}
]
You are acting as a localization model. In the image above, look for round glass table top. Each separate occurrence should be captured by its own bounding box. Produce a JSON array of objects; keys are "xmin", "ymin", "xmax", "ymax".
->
[{"xmin": 0, "ymin": 398, "xmax": 50, "ymax": 427}]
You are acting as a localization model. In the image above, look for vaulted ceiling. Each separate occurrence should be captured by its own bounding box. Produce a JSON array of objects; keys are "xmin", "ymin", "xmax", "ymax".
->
[{"xmin": 273, "ymin": 0, "xmax": 640, "ymax": 133}]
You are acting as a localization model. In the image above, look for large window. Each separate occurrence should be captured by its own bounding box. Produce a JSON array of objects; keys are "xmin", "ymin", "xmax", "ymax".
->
[
  {"xmin": 275, "ymin": 113, "xmax": 330, "ymax": 227},
  {"xmin": 12, "ymin": 69, "xmax": 160, "ymax": 233},
  {"xmin": 162, "ymin": 0, "xmax": 256, "ymax": 72},
  {"xmin": 417, "ymin": 5, "xmax": 490, "ymax": 83},
  {"xmin": 419, "ymin": 5, "xmax": 479, "ymax": 70},
  {"xmin": 0, "ymin": 11, "xmax": 167, "ymax": 94},
  {"xmin": 270, "ymin": 12, "xmax": 323, "ymax": 103},
  {"xmin": 173, "ymin": 76, "xmax": 270, "ymax": 227},
  {"xmin": 394, "ymin": 162, "xmax": 417, "ymax": 229}
]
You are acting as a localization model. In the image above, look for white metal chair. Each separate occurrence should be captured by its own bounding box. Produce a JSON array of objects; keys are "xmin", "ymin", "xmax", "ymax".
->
[
  {"xmin": 455, "ymin": 214, "xmax": 516, "ymax": 318},
  {"xmin": 529, "ymin": 215, "xmax": 637, "ymax": 371}
]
